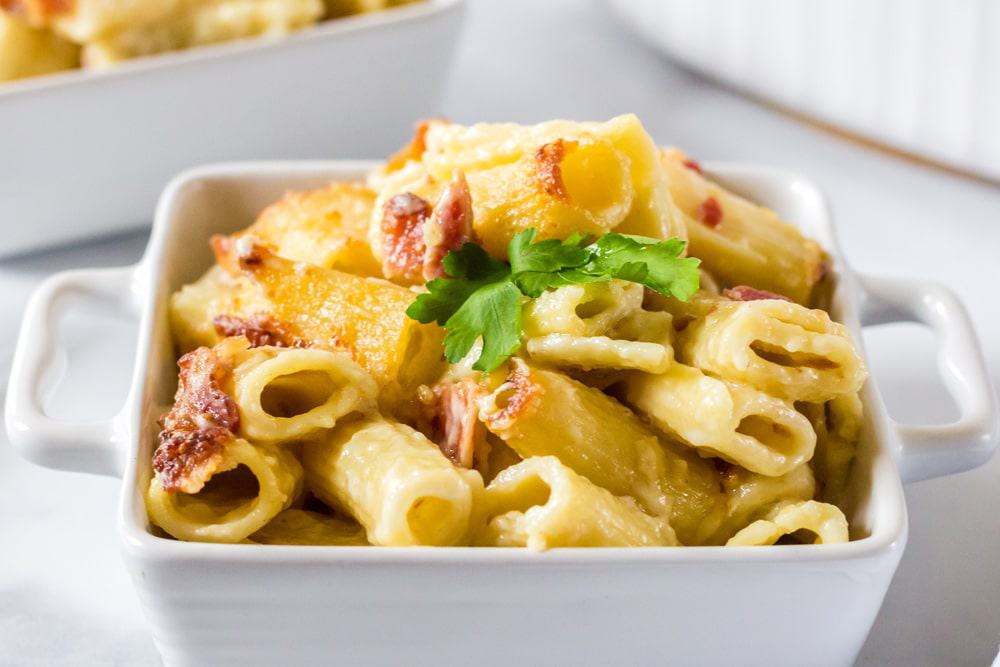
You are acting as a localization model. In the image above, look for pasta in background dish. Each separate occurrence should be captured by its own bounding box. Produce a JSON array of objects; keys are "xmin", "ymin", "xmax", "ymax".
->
[
  {"xmin": 0, "ymin": 0, "xmax": 423, "ymax": 81},
  {"xmin": 148, "ymin": 114, "xmax": 867, "ymax": 549}
]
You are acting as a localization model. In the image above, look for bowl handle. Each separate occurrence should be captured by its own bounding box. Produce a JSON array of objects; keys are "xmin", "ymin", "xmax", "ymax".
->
[
  {"xmin": 4, "ymin": 265, "xmax": 141, "ymax": 478},
  {"xmin": 859, "ymin": 273, "xmax": 998, "ymax": 482}
]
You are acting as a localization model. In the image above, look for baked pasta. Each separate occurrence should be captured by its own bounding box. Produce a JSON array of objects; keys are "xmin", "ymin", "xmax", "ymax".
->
[
  {"xmin": 148, "ymin": 115, "xmax": 867, "ymax": 549},
  {"xmin": 0, "ymin": 0, "xmax": 421, "ymax": 81}
]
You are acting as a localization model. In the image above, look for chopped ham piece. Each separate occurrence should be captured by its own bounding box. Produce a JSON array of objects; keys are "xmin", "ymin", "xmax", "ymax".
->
[
  {"xmin": 423, "ymin": 173, "xmax": 473, "ymax": 280},
  {"xmin": 431, "ymin": 378, "xmax": 486, "ymax": 469},
  {"xmin": 682, "ymin": 158, "xmax": 703, "ymax": 174},
  {"xmin": 697, "ymin": 196, "xmax": 723, "ymax": 227},
  {"xmin": 152, "ymin": 346, "xmax": 240, "ymax": 494},
  {"xmin": 380, "ymin": 192, "xmax": 431, "ymax": 282},
  {"xmin": 213, "ymin": 313, "xmax": 302, "ymax": 349},
  {"xmin": 723, "ymin": 285, "xmax": 791, "ymax": 302}
]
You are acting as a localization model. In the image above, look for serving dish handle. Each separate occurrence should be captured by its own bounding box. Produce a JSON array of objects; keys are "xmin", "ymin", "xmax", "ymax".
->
[
  {"xmin": 859, "ymin": 273, "xmax": 998, "ymax": 482},
  {"xmin": 5, "ymin": 265, "xmax": 140, "ymax": 478}
]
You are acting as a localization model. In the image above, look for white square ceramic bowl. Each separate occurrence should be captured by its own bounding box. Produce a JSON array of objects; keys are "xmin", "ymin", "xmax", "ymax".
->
[
  {"xmin": 6, "ymin": 162, "xmax": 997, "ymax": 666},
  {"xmin": 0, "ymin": 0, "xmax": 463, "ymax": 258}
]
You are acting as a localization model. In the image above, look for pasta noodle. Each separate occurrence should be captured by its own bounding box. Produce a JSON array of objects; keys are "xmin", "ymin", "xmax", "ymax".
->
[
  {"xmin": 660, "ymin": 147, "xmax": 823, "ymax": 305},
  {"xmin": 151, "ymin": 114, "xmax": 870, "ymax": 550},
  {"xmin": 475, "ymin": 456, "xmax": 677, "ymax": 549},
  {"xmin": 234, "ymin": 242, "xmax": 445, "ymax": 416},
  {"xmin": 146, "ymin": 438, "xmax": 303, "ymax": 543},
  {"xmin": 725, "ymin": 500, "xmax": 849, "ymax": 546},
  {"xmin": 218, "ymin": 182, "xmax": 381, "ymax": 277},
  {"xmin": 232, "ymin": 345, "xmax": 378, "ymax": 443},
  {"xmin": 302, "ymin": 418, "xmax": 484, "ymax": 546},
  {"xmin": 680, "ymin": 298, "xmax": 867, "ymax": 402},
  {"xmin": 625, "ymin": 364, "xmax": 816, "ymax": 477},
  {"xmin": 475, "ymin": 359, "xmax": 724, "ymax": 543}
]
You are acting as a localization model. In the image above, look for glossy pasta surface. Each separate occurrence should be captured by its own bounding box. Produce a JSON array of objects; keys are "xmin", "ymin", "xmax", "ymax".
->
[{"xmin": 147, "ymin": 115, "xmax": 866, "ymax": 549}]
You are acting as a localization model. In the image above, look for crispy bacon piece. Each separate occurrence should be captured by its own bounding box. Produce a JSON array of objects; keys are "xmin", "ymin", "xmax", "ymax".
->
[
  {"xmin": 152, "ymin": 346, "xmax": 240, "ymax": 494},
  {"xmin": 697, "ymin": 196, "xmax": 723, "ymax": 228},
  {"xmin": 0, "ymin": 0, "xmax": 72, "ymax": 21},
  {"xmin": 723, "ymin": 285, "xmax": 791, "ymax": 302},
  {"xmin": 479, "ymin": 358, "xmax": 540, "ymax": 431},
  {"xmin": 213, "ymin": 312, "xmax": 302, "ymax": 349},
  {"xmin": 423, "ymin": 173, "xmax": 473, "ymax": 280},
  {"xmin": 534, "ymin": 139, "xmax": 577, "ymax": 200},
  {"xmin": 380, "ymin": 192, "xmax": 431, "ymax": 282},
  {"xmin": 682, "ymin": 158, "xmax": 703, "ymax": 174},
  {"xmin": 430, "ymin": 378, "xmax": 486, "ymax": 469}
]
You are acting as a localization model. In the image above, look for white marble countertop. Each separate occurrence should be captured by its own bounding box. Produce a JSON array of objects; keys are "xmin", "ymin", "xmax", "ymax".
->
[{"xmin": 1, "ymin": 1, "xmax": 998, "ymax": 665}]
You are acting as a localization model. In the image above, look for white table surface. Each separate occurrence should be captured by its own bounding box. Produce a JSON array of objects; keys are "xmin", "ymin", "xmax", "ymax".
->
[{"xmin": 1, "ymin": 1, "xmax": 998, "ymax": 665}]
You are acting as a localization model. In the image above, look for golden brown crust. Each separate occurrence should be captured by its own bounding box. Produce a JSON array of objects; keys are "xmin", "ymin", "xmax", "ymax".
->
[
  {"xmin": 533, "ymin": 139, "xmax": 576, "ymax": 200},
  {"xmin": 384, "ymin": 118, "xmax": 443, "ymax": 173},
  {"xmin": 152, "ymin": 346, "xmax": 240, "ymax": 494},
  {"xmin": 480, "ymin": 359, "xmax": 541, "ymax": 432}
]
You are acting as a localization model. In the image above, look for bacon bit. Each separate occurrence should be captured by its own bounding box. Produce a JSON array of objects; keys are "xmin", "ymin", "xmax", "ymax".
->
[
  {"xmin": 384, "ymin": 118, "xmax": 442, "ymax": 173},
  {"xmin": 534, "ymin": 139, "xmax": 577, "ymax": 200},
  {"xmin": 479, "ymin": 358, "xmax": 540, "ymax": 431},
  {"xmin": 723, "ymin": 285, "xmax": 791, "ymax": 302},
  {"xmin": 380, "ymin": 192, "xmax": 431, "ymax": 282},
  {"xmin": 213, "ymin": 313, "xmax": 303, "ymax": 349},
  {"xmin": 682, "ymin": 158, "xmax": 703, "ymax": 174},
  {"xmin": 697, "ymin": 196, "xmax": 723, "ymax": 227},
  {"xmin": 423, "ymin": 173, "xmax": 473, "ymax": 280},
  {"xmin": 0, "ymin": 0, "xmax": 72, "ymax": 20},
  {"xmin": 430, "ymin": 378, "xmax": 486, "ymax": 469},
  {"xmin": 153, "ymin": 347, "xmax": 240, "ymax": 494}
]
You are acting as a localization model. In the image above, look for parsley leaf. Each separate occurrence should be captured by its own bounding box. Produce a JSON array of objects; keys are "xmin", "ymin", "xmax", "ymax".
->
[
  {"xmin": 406, "ymin": 243, "xmax": 510, "ymax": 325},
  {"xmin": 586, "ymin": 234, "xmax": 700, "ymax": 300},
  {"xmin": 442, "ymin": 281, "xmax": 523, "ymax": 371},
  {"xmin": 406, "ymin": 228, "xmax": 699, "ymax": 372},
  {"xmin": 509, "ymin": 229, "xmax": 592, "ymax": 297}
]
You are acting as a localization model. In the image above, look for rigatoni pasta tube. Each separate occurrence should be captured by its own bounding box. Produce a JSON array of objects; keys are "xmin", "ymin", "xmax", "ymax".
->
[
  {"xmin": 146, "ymin": 438, "xmax": 303, "ymax": 544},
  {"xmin": 169, "ymin": 265, "xmax": 271, "ymax": 353},
  {"xmin": 708, "ymin": 464, "xmax": 816, "ymax": 544},
  {"xmin": 420, "ymin": 114, "xmax": 683, "ymax": 244},
  {"xmin": 475, "ymin": 456, "xmax": 677, "ymax": 549},
  {"xmin": 681, "ymin": 298, "xmax": 867, "ymax": 402},
  {"xmin": 303, "ymin": 418, "xmax": 484, "ymax": 546},
  {"xmin": 216, "ymin": 182, "xmax": 380, "ymax": 278},
  {"xmin": 726, "ymin": 500, "xmax": 849, "ymax": 546},
  {"xmin": 625, "ymin": 364, "xmax": 816, "ymax": 477},
  {"xmin": 660, "ymin": 147, "xmax": 823, "ymax": 304},
  {"xmin": 232, "ymin": 346, "xmax": 378, "ymax": 443},
  {"xmin": 475, "ymin": 360, "xmax": 724, "ymax": 543}
]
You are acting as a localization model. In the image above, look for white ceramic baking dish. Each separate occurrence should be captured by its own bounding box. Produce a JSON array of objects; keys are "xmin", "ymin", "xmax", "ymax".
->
[
  {"xmin": 0, "ymin": 0, "xmax": 463, "ymax": 258},
  {"xmin": 6, "ymin": 162, "xmax": 998, "ymax": 667},
  {"xmin": 607, "ymin": 0, "xmax": 1000, "ymax": 181}
]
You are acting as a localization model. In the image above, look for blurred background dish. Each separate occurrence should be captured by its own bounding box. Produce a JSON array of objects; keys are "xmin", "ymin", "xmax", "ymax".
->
[
  {"xmin": 0, "ymin": 0, "xmax": 424, "ymax": 81},
  {"xmin": 0, "ymin": 0, "xmax": 462, "ymax": 257},
  {"xmin": 606, "ymin": 0, "xmax": 1000, "ymax": 183}
]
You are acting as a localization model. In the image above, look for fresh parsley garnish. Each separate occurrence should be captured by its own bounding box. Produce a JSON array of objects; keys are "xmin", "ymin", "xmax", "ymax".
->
[{"xmin": 406, "ymin": 229, "xmax": 700, "ymax": 372}]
